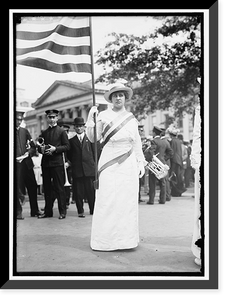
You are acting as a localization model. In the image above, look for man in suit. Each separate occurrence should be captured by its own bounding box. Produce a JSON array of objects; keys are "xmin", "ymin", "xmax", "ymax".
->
[
  {"xmin": 16, "ymin": 113, "xmax": 41, "ymax": 219},
  {"xmin": 167, "ymin": 126, "xmax": 186, "ymax": 197},
  {"xmin": 144, "ymin": 126, "xmax": 173, "ymax": 204},
  {"xmin": 57, "ymin": 120, "xmax": 72, "ymax": 208},
  {"xmin": 38, "ymin": 109, "xmax": 70, "ymax": 220},
  {"xmin": 67, "ymin": 117, "xmax": 100, "ymax": 217}
]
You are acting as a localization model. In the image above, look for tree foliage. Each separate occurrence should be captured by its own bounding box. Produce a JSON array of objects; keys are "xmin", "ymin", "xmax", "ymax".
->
[{"xmin": 95, "ymin": 15, "xmax": 201, "ymax": 119}]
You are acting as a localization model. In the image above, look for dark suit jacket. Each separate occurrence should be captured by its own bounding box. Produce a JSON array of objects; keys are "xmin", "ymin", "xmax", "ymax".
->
[
  {"xmin": 160, "ymin": 137, "xmax": 174, "ymax": 167},
  {"xmin": 144, "ymin": 136, "xmax": 173, "ymax": 165},
  {"xmin": 16, "ymin": 127, "xmax": 36, "ymax": 170},
  {"xmin": 169, "ymin": 137, "xmax": 183, "ymax": 166},
  {"xmin": 39, "ymin": 125, "xmax": 70, "ymax": 168},
  {"xmin": 67, "ymin": 134, "xmax": 100, "ymax": 178}
]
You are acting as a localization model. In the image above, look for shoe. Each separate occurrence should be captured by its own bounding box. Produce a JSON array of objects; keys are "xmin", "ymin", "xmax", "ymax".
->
[
  {"xmin": 17, "ymin": 214, "xmax": 24, "ymax": 220},
  {"xmin": 146, "ymin": 201, "xmax": 154, "ymax": 205},
  {"xmin": 194, "ymin": 258, "xmax": 201, "ymax": 266},
  {"xmin": 78, "ymin": 214, "xmax": 85, "ymax": 218},
  {"xmin": 38, "ymin": 213, "xmax": 52, "ymax": 219},
  {"xmin": 31, "ymin": 210, "xmax": 42, "ymax": 217},
  {"xmin": 139, "ymin": 199, "xmax": 145, "ymax": 202},
  {"xmin": 158, "ymin": 202, "xmax": 165, "ymax": 204},
  {"xmin": 59, "ymin": 215, "xmax": 66, "ymax": 220}
]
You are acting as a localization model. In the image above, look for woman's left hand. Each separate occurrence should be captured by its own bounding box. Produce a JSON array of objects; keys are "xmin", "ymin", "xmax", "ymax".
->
[{"xmin": 138, "ymin": 162, "xmax": 145, "ymax": 178}]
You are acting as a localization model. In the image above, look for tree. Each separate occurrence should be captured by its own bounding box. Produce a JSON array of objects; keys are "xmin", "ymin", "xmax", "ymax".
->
[{"xmin": 95, "ymin": 15, "xmax": 201, "ymax": 119}]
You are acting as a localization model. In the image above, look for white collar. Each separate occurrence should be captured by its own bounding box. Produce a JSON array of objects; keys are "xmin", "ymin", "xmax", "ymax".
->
[
  {"xmin": 76, "ymin": 132, "xmax": 85, "ymax": 138},
  {"xmin": 49, "ymin": 124, "xmax": 57, "ymax": 128}
]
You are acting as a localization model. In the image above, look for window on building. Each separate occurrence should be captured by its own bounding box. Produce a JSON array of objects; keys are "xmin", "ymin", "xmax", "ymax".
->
[
  {"xmin": 20, "ymin": 101, "xmax": 29, "ymax": 107},
  {"xmin": 178, "ymin": 117, "xmax": 183, "ymax": 128},
  {"xmin": 76, "ymin": 107, "xmax": 82, "ymax": 117},
  {"xmin": 68, "ymin": 109, "xmax": 73, "ymax": 119},
  {"xmin": 164, "ymin": 114, "xmax": 175, "ymax": 128}
]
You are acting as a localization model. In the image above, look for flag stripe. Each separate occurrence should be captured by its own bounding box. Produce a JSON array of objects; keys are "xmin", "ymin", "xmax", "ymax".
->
[
  {"xmin": 17, "ymin": 34, "xmax": 90, "ymax": 49},
  {"xmin": 17, "ymin": 41, "xmax": 90, "ymax": 56},
  {"xmin": 17, "ymin": 50, "xmax": 91, "ymax": 65},
  {"xmin": 17, "ymin": 57, "xmax": 91, "ymax": 73},
  {"xmin": 16, "ymin": 16, "xmax": 91, "ymax": 74},
  {"xmin": 17, "ymin": 24, "xmax": 90, "ymax": 40}
]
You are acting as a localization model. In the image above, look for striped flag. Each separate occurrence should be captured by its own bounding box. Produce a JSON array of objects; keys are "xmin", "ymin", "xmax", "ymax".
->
[{"xmin": 16, "ymin": 16, "xmax": 91, "ymax": 73}]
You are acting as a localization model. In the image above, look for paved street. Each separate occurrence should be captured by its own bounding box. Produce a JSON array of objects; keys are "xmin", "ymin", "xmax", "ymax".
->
[{"xmin": 16, "ymin": 187, "xmax": 201, "ymax": 274}]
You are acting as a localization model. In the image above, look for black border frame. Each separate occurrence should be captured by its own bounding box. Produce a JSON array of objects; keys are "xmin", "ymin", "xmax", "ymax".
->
[{"xmin": 5, "ymin": 2, "xmax": 218, "ymax": 289}]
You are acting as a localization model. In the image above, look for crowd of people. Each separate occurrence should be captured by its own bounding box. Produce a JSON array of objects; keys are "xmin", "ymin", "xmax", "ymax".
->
[
  {"xmin": 138, "ymin": 124, "xmax": 194, "ymax": 205},
  {"xmin": 16, "ymin": 83, "xmax": 197, "ymax": 254},
  {"xmin": 16, "ymin": 110, "xmax": 100, "ymax": 220}
]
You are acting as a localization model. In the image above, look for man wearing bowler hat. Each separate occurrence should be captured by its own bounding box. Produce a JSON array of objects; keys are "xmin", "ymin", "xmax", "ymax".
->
[
  {"xmin": 67, "ymin": 117, "xmax": 100, "ymax": 217},
  {"xmin": 38, "ymin": 109, "xmax": 70, "ymax": 219}
]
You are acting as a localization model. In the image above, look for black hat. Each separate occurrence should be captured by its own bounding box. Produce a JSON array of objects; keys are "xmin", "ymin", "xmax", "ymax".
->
[
  {"xmin": 153, "ymin": 126, "xmax": 162, "ymax": 135},
  {"xmin": 16, "ymin": 112, "xmax": 24, "ymax": 120},
  {"xmin": 45, "ymin": 109, "xmax": 59, "ymax": 116},
  {"xmin": 57, "ymin": 120, "xmax": 70, "ymax": 128},
  {"xmin": 73, "ymin": 117, "xmax": 85, "ymax": 126}
]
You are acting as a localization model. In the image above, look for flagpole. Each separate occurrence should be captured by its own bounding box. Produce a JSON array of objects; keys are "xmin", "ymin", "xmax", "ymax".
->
[{"xmin": 89, "ymin": 16, "xmax": 99, "ymax": 189}]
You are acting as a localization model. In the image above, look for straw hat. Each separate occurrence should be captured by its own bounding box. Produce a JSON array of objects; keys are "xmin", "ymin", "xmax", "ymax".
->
[
  {"xmin": 104, "ymin": 84, "xmax": 133, "ymax": 103},
  {"xmin": 167, "ymin": 125, "xmax": 179, "ymax": 136}
]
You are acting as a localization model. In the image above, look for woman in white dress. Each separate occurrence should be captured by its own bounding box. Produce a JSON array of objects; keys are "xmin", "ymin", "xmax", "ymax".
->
[{"xmin": 86, "ymin": 84, "xmax": 145, "ymax": 251}]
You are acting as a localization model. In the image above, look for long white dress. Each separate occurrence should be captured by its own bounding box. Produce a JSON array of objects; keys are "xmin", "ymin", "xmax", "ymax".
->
[{"xmin": 86, "ymin": 108, "xmax": 145, "ymax": 251}]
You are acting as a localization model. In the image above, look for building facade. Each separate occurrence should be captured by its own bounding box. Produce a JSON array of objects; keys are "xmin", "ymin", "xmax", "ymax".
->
[
  {"xmin": 139, "ymin": 110, "xmax": 194, "ymax": 141},
  {"xmin": 23, "ymin": 80, "xmax": 194, "ymax": 142},
  {"xmin": 24, "ymin": 80, "xmax": 109, "ymax": 140}
]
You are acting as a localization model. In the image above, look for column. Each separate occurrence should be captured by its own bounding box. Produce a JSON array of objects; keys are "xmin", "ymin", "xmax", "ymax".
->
[
  {"xmin": 72, "ymin": 107, "xmax": 78, "ymax": 119},
  {"xmin": 36, "ymin": 116, "xmax": 41, "ymax": 135}
]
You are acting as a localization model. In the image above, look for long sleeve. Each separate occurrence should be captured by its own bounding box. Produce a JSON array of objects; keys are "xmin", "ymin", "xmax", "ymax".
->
[
  {"xmin": 86, "ymin": 114, "xmax": 103, "ymax": 143},
  {"xmin": 55, "ymin": 130, "xmax": 70, "ymax": 153},
  {"xmin": 191, "ymin": 105, "xmax": 201, "ymax": 170},
  {"xmin": 133, "ymin": 124, "xmax": 146, "ymax": 163},
  {"xmin": 165, "ymin": 142, "xmax": 174, "ymax": 162},
  {"xmin": 40, "ymin": 126, "xmax": 70, "ymax": 167}
]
